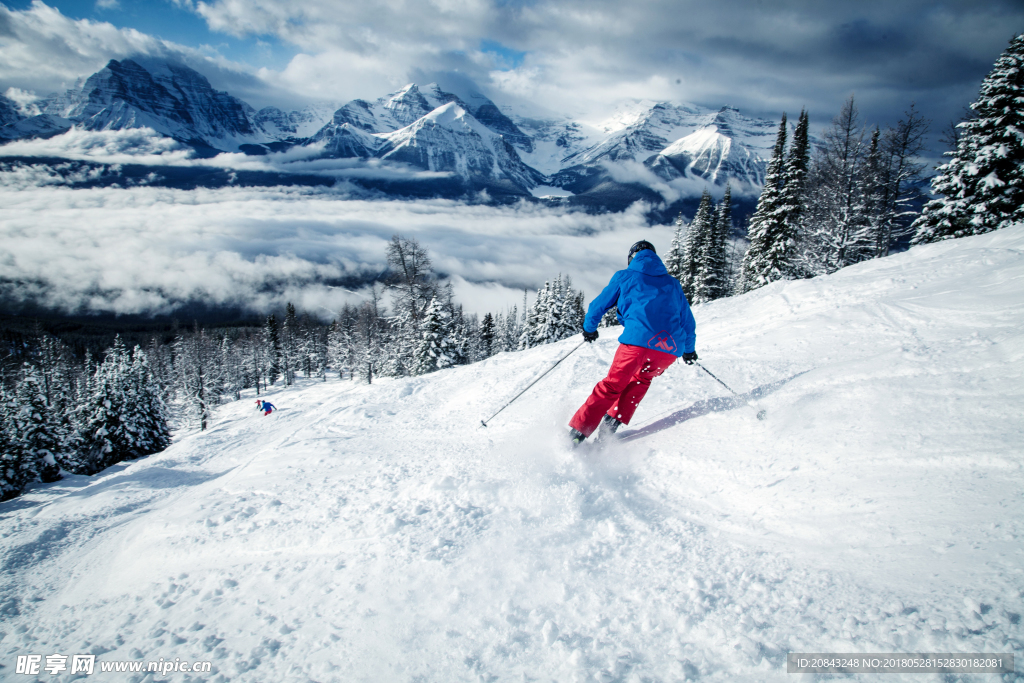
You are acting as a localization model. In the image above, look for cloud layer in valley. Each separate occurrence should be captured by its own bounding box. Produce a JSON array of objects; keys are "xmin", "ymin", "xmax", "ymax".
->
[{"xmin": 0, "ymin": 161, "xmax": 667, "ymax": 318}]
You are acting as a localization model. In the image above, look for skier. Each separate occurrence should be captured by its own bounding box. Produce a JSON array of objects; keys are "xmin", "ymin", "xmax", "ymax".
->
[
  {"xmin": 568, "ymin": 240, "xmax": 697, "ymax": 446},
  {"xmin": 257, "ymin": 400, "xmax": 276, "ymax": 416}
]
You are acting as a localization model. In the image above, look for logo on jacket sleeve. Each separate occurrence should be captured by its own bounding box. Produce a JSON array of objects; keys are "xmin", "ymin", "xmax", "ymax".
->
[{"xmin": 648, "ymin": 331, "xmax": 678, "ymax": 353}]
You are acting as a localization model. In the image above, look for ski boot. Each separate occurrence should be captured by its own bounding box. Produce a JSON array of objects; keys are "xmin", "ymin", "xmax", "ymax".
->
[
  {"xmin": 597, "ymin": 414, "xmax": 623, "ymax": 440},
  {"xmin": 568, "ymin": 427, "xmax": 587, "ymax": 448}
]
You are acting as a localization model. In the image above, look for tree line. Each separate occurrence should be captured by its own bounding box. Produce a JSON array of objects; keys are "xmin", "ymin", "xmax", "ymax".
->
[{"xmin": 694, "ymin": 33, "xmax": 1023, "ymax": 300}]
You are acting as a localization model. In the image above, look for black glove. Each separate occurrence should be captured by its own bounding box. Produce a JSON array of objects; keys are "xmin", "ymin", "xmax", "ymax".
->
[
  {"xmin": 682, "ymin": 351, "xmax": 698, "ymax": 365},
  {"xmin": 582, "ymin": 329, "xmax": 599, "ymax": 343}
]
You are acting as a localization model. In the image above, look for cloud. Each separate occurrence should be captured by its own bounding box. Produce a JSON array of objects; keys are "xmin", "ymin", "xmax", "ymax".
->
[
  {"xmin": 188, "ymin": 0, "xmax": 1023, "ymax": 143},
  {"xmin": 3, "ymin": 0, "xmax": 1020, "ymax": 149},
  {"xmin": 0, "ymin": 165, "xmax": 667, "ymax": 318},
  {"xmin": 0, "ymin": 127, "xmax": 453, "ymax": 183}
]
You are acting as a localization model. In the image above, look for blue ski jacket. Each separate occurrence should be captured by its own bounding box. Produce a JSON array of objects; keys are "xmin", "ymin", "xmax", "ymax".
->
[{"xmin": 583, "ymin": 249, "xmax": 696, "ymax": 356}]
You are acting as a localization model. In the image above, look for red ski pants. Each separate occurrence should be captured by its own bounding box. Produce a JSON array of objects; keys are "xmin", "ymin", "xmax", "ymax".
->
[{"xmin": 569, "ymin": 343, "xmax": 677, "ymax": 437}]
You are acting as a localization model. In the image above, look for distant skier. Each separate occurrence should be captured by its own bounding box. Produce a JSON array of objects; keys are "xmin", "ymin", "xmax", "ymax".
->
[
  {"xmin": 568, "ymin": 240, "xmax": 697, "ymax": 446},
  {"xmin": 257, "ymin": 400, "xmax": 276, "ymax": 416}
]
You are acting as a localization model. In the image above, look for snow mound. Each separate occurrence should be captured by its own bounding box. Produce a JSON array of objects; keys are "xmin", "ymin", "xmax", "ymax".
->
[{"xmin": 3, "ymin": 226, "xmax": 1023, "ymax": 680}]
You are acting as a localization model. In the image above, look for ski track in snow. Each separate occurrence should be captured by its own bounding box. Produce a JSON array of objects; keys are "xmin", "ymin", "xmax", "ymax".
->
[{"xmin": 3, "ymin": 228, "xmax": 1024, "ymax": 682}]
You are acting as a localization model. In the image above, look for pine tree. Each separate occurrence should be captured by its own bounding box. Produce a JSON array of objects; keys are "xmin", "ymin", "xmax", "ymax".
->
[
  {"xmin": 264, "ymin": 314, "xmax": 281, "ymax": 385},
  {"xmin": 913, "ymin": 34, "xmax": 1024, "ymax": 243},
  {"xmin": 480, "ymin": 313, "xmax": 495, "ymax": 358},
  {"xmin": 739, "ymin": 113, "xmax": 797, "ymax": 292},
  {"xmin": 665, "ymin": 212, "xmax": 686, "ymax": 282},
  {"xmin": 538, "ymin": 277, "xmax": 563, "ymax": 344},
  {"xmin": 599, "ymin": 306, "xmax": 620, "ymax": 328},
  {"xmin": 694, "ymin": 184, "xmax": 732, "ymax": 303},
  {"xmin": 121, "ymin": 347, "xmax": 172, "ymax": 458},
  {"xmin": 282, "ymin": 303, "xmax": 298, "ymax": 386},
  {"xmin": 683, "ymin": 189, "xmax": 715, "ymax": 300},
  {"xmin": 413, "ymin": 296, "xmax": 453, "ymax": 375},
  {"xmin": 780, "ymin": 109, "xmax": 811, "ymax": 244},
  {"xmin": 12, "ymin": 364, "xmax": 63, "ymax": 482},
  {"xmin": 79, "ymin": 337, "xmax": 132, "ymax": 471},
  {"xmin": 518, "ymin": 284, "xmax": 549, "ymax": 350},
  {"xmin": 502, "ymin": 304, "xmax": 519, "ymax": 352},
  {"xmin": 0, "ymin": 384, "xmax": 36, "ymax": 500}
]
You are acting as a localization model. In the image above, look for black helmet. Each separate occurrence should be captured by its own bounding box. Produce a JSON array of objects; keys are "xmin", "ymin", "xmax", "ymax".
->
[{"xmin": 627, "ymin": 240, "xmax": 656, "ymax": 265}]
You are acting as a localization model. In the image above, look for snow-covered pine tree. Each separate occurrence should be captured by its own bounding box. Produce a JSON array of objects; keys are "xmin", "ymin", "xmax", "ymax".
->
[
  {"xmin": 121, "ymin": 347, "xmax": 171, "ymax": 459},
  {"xmin": 501, "ymin": 304, "xmax": 520, "ymax": 353},
  {"xmin": 326, "ymin": 317, "xmax": 351, "ymax": 380},
  {"xmin": 12, "ymin": 363, "xmax": 63, "ymax": 482},
  {"xmin": 479, "ymin": 313, "xmax": 495, "ymax": 359},
  {"xmin": 78, "ymin": 337, "xmax": 132, "ymax": 472},
  {"xmin": 0, "ymin": 384, "xmax": 36, "ymax": 500},
  {"xmin": 738, "ymin": 113, "xmax": 796, "ymax": 292},
  {"xmin": 694, "ymin": 184, "xmax": 732, "ymax": 303},
  {"xmin": 461, "ymin": 313, "xmax": 481, "ymax": 364},
  {"xmin": 780, "ymin": 109, "xmax": 810, "ymax": 247},
  {"xmin": 518, "ymin": 283, "xmax": 549, "ymax": 350},
  {"xmin": 599, "ymin": 306, "xmax": 619, "ymax": 328},
  {"xmin": 378, "ymin": 307, "xmax": 411, "ymax": 378},
  {"xmin": 264, "ymin": 314, "xmax": 281, "ymax": 386},
  {"xmin": 565, "ymin": 279, "xmax": 586, "ymax": 337},
  {"xmin": 538, "ymin": 277, "xmax": 563, "ymax": 344},
  {"xmin": 683, "ymin": 189, "xmax": 715, "ymax": 301},
  {"xmin": 173, "ymin": 326, "xmax": 216, "ymax": 431},
  {"xmin": 413, "ymin": 296, "xmax": 453, "ymax": 375},
  {"xmin": 665, "ymin": 212, "xmax": 686, "ymax": 282},
  {"xmin": 862, "ymin": 127, "xmax": 889, "ymax": 256},
  {"xmin": 444, "ymin": 284, "xmax": 470, "ymax": 367},
  {"xmin": 913, "ymin": 34, "xmax": 1024, "ymax": 243},
  {"xmin": 282, "ymin": 303, "xmax": 298, "ymax": 386}
]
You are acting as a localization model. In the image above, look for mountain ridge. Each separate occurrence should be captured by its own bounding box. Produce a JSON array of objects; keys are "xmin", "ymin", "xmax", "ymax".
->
[{"xmin": 1, "ymin": 57, "xmax": 781, "ymax": 211}]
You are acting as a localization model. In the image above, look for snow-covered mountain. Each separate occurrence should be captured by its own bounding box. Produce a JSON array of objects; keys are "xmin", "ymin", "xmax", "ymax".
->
[
  {"xmin": 0, "ymin": 94, "xmax": 23, "ymax": 128},
  {"xmin": 329, "ymin": 83, "xmax": 532, "ymax": 153},
  {"xmin": 254, "ymin": 102, "xmax": 340, "ymax": 140},
  {"xmin": 0, "ymin": 58, "xmax": 789, "ymax": 206},
  {"xmin": 3, "ymin": 225, "xmax": 1022, "ymax": 680},
  {"xmin": 373, "ymin": 102, "xmax": 544, "ymax": 192},
  {"xmin": 38, "ymin": 58, "xmax": 260, "ymax": 152},
  {"xmin": 551, "ymin": 104, "xmax": 779, "ymax": 194}
]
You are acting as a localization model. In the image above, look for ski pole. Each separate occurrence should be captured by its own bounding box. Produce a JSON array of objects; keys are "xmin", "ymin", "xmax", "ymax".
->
[
  {"xmin": 480, "ymin": 340, "xmax": 586, "ymax": 427},
  {"xmin": 694, "ymin": 361, "xmax": 767, "ymax": 420}
]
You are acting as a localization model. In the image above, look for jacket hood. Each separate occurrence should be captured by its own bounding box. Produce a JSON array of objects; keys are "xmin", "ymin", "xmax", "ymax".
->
[{"xmin": 627, "ymin": 249, "xmax": 669, "ymax": 276}]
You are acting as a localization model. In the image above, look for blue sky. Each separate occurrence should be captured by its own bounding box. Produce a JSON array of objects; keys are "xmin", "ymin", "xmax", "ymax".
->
[{"xmin": 2, "ymin": 0, "xmax": 295, "ymax": 70}]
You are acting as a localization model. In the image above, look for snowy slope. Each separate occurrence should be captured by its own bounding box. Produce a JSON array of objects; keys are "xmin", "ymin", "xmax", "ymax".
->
[{"xmin": 2, "ymin": 227, "xmax": 1023, "ymax": 681}]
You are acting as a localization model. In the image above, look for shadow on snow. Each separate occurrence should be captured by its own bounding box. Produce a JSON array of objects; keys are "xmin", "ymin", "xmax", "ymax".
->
[{"xmin": 618, "ymin": 370, "xmax": 809, "ymax": 442}]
